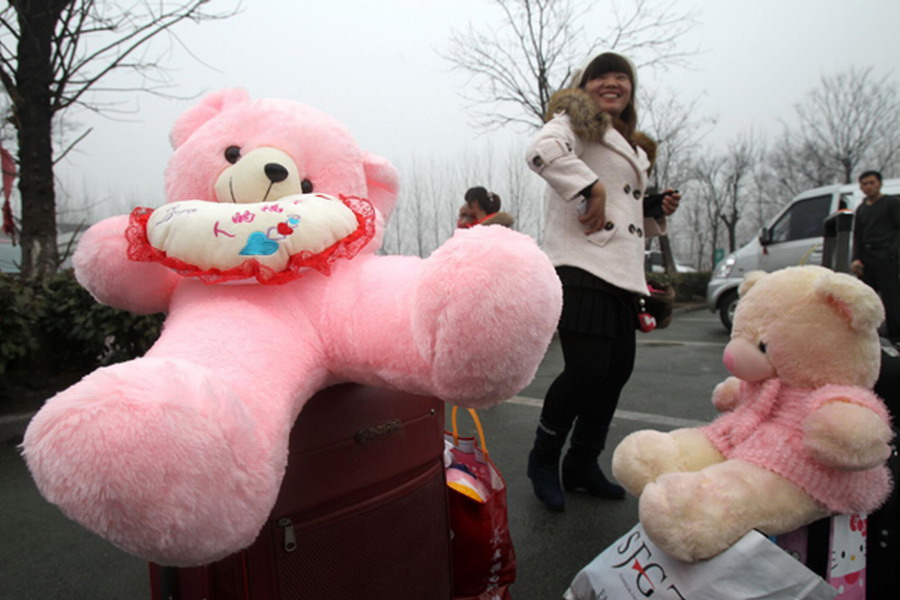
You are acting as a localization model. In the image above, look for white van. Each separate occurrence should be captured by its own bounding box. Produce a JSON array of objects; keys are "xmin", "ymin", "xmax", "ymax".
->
[{"xmin": 706, "ymin": 178, "xmax": 900, "ymax": 330}]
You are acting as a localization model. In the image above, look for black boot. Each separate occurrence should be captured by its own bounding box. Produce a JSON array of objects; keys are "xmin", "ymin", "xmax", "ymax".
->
[
  {"xmin": 561, "ymin": 424, "xmax": 625, "ymax": 500},
  {"xmin": 526, "ymin": 421, "xmax": 569, "ymax": 512}
]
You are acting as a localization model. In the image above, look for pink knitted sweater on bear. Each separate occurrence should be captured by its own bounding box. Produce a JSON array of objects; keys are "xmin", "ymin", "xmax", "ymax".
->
[{"xmin": 701, "ymin": 378, "xmax": 892, "ymax": 514}]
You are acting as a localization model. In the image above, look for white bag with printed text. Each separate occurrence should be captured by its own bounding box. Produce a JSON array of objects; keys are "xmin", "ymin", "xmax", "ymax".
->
[{"xmin": 564, "ymin": 522, "xmax": 837, "ymax": 600}]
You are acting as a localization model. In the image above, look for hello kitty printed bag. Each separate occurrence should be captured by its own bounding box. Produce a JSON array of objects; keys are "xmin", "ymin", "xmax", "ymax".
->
[{"xmin": 776, "ymin": 514, "xmax": 868, "ymax": 600}]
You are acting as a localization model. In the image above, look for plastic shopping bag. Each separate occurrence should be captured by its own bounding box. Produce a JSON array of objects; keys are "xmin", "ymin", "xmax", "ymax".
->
[
  {"xmin": 445, "ymin": 407, "xmax": 516, "ymax": 600},
  {"xmin": 564, "ymin": 522, "xmax": 837, "ymax": 600}
]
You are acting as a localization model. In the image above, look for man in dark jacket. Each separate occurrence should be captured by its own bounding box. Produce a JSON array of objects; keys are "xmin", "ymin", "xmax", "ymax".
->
[{"xmin": 851, "ymin": 170, "xmax": 900, "ymax": 341}]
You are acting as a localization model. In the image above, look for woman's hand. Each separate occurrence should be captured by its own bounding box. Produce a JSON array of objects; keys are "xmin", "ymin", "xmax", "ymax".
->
[
  {"xmin": 578, "ymin": 182, "xmax": 607, "ymax": 234},
  {"xmin": 662, "ymin": 190, "xmax": 681, "ymax": 216}
]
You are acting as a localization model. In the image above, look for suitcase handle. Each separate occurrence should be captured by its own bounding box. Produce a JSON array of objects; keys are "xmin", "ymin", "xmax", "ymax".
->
[{"xmin": 450, "ymin": 406, "xmax": 489, "ymax": 458}]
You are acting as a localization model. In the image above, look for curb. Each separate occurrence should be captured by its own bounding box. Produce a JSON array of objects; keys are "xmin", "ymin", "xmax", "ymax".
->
[{"xmin": 673, "ymin": 302, "xmax": 706, "ymax": 314}]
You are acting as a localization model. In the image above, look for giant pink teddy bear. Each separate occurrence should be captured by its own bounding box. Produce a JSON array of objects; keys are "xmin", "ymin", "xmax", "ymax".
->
[{"xmin": 21, "ymin": 89, "xmax": 562, "ymax": 566}]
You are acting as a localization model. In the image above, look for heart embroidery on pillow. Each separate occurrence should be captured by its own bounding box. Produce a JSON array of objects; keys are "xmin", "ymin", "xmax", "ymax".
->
[{"xmin": 240, "ymin": 232, "xmax": 281, "ymax": 256}]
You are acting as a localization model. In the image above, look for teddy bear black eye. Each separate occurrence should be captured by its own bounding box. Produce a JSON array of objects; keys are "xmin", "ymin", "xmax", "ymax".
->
[
  {"xmin": 758, "ymin": 341, "xmax": 767, "ymax": 353},
  {"xmin": 301, "ymin": 179, "xmax": 314, "ymax": 194},
  {"xmin": 224, "ymin": 146, "xmax": 241, "ymax": 164}
]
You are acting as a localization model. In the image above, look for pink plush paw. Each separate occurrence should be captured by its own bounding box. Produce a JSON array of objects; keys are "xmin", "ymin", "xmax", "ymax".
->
[
  {"xmin": 639, "ymin": 472, "xmax": 743, "ymax": 562},
  {"xmin": 22, "ymin": 357, "xmax": 280, "ymax": 566},
  {"xmin": 412, "ymin": 226, "xmax": 561, "ymax": 406},
  {"xmin": 74, "ymin": 215, "xmax": 179, "ymax": 314}
]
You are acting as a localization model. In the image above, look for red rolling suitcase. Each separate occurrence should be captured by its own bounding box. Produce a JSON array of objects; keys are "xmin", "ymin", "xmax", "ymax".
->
[{"xmin": 149, "ymin": 383, "xmax": 452, "ymax": 600}]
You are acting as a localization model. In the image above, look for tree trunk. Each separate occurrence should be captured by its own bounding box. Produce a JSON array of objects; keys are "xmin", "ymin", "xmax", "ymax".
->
[{"xmin": 13, "ymin": 1, "xmax": 67, "ymax": 280}]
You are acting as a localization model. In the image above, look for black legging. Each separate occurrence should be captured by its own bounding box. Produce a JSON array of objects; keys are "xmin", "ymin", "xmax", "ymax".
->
[{"xmin": 539, "ymin": 327, "xmax": 636, "ymax": 436}]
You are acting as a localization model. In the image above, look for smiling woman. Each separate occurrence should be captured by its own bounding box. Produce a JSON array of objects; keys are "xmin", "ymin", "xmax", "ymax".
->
[{"xmin": 523, "ymin": 50, "xmax": 683, "ymax": 513}]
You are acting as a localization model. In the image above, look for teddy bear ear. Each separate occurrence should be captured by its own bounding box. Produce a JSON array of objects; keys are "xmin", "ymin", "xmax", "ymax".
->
[
  {"xmin": 169, "ymin": 88, "xmax": 252, "ymax": 150},
  {"xmin": 362, "ymin": 152, "xmax": 400, "ymax": 218},
  {"xmin": 738, "ymin": 270, "xmax": 767, "ymax": 297},
  {"xmin": 813, "ymin": 270, "xmax": 885, "ymax": 332}
]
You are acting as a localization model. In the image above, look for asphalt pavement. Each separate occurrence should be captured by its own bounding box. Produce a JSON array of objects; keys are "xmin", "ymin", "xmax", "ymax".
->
[{"xmin": 0, "ymin": 304, "xmax": 731, "ymax": 600}]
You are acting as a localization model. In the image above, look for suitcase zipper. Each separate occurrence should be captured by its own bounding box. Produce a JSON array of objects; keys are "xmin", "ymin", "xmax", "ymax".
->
[{"xmin": 278, "ymin": 517, "xmax": 297, "ymax": 552}]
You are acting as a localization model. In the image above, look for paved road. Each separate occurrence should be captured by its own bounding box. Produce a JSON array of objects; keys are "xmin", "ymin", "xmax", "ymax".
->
[
  {"xmin": 0, "ymin": 306, "xmax": 730, "ymax": 599},
  {"xmin": 480, "ymin": 306, "xmax": 729, "ymax": 600}
]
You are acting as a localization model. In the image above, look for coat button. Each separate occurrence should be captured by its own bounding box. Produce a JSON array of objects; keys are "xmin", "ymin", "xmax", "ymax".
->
[
  {"xmin": 632, "ymin": 189, "xmax": 642, "ymax": 200},
  {"xmin": 624, "ymin": 184, "xmax": 631, "ymax": 194},
  {"xmin": 604, "ymin": 221, "xmax": 614, "ymax": 230},
  {"xmin": 637, "ymin": 227, "xmax": 644, "ymax": 238},
  {"xmin": 628, "ymin": 224, "xmax": 636, "ymax": 234}
]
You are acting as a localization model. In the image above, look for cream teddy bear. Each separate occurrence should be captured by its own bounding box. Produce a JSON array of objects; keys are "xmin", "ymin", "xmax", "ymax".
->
[{"xmin": 612, "ymin": 265, "xmax": 893, "ymax": 562}]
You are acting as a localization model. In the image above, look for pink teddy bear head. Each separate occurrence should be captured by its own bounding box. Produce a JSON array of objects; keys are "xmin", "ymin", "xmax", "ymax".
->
[{"xmin": 164, "ymin": 88, "xmax": 399, "ymax": 249}]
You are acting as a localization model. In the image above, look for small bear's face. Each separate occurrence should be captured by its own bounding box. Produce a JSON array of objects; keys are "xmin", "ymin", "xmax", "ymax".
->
[{"xmin": 728, "ymin": 266, "xmax": 882, "ymax": 389}]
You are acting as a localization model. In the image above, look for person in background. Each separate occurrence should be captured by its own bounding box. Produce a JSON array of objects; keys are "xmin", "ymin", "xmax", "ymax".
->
[
  {"xmin": 457, "ymin": 203, "xmax": 475, "ymax": 228},
  {"xmin": 851, "ymin": 170, "xmax": 900, "ymax": 342},
  {"xmin": 463, "ymin": 186, "xmax": 515, "ymax": 228},
  {"xmin": 524, "ymin": 50, "xmax": 680, "ymax": 512}
]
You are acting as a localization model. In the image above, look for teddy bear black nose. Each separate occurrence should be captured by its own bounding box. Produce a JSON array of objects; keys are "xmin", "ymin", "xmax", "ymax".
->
[{"xmin": 264, "ymin": 163, "xmax": 289, "ymax": 183}]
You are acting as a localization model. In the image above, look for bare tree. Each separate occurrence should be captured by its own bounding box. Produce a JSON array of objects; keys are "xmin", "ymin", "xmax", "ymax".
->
[
  {"xmin": 718, "ymin": 131, "xmax": 764, "ymax": 253},
  {"xmin": 637, "ymin": 89, "xmax": 715, "ymax": 269},
  {"xmin": 774, "ymin": 66, "xmax": 900, "ymax": 189},
  {"xmin": 672, "ymin": 185, "xmax": 712, "ymax": 269},
  {"xmin": 638, "ymin": 89, "xmax": 712, "ymax": 192},
  {"xmin": 687, "ymin": 154, "xmax": 725, "ymax": 269},
  {"xmin": 442, "ymin": 0, "xmax": 699, "ymax": 131},
  {"xmin": 502, "ymin": 141, "xmax": 544, "ymax": 242},
  {"xmin": 0, "ymin": 0, "xmax": 239, "ymax": 280}
]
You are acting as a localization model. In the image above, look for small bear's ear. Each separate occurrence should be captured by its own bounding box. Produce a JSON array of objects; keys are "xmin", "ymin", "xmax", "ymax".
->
[
  {"xmin": 739, "ymin": 271, "xmax": 766, "ymax": 297},
  {"xmin": 170, "ymin": 88, "xmax": 251, "ymax": 149},
  {"xmin": 813, "ymin": 270, "xmax": 885, "ymax": 332}
]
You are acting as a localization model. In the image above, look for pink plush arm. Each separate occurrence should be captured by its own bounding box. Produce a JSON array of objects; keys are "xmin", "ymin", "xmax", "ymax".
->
[
  {"xmin": 73, "ymin": 215, "xmax": 180, "ymax": 314},
  {"xmin": 322, "ymin": 226, "xmax": 562, "ymax": 407},
  {"xmin": 803, "ymin": 385, "xmax": 893, "ymax": 470}
]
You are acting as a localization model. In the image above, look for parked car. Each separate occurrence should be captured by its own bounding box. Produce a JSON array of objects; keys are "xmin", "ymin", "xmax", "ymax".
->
[
  {"xmin": 706, "ymin": 178, "xmax": 900, "ymax": 331},
  {"xmin": 645, "ymin": 250, "xmax": 697, "ymax": 273}
]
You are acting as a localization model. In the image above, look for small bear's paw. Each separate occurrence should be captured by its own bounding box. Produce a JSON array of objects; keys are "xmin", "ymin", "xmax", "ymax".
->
[
  {"xmin": 804, "ymin": 401, "xmax": 893, "ymax": 470},
  {"xmin": 612, "ymin": 430, "xmax": 683, "ymax": 497},
  {"xmin": 639, "ymin": 471, "xmax": 745, "ymax": 562}
]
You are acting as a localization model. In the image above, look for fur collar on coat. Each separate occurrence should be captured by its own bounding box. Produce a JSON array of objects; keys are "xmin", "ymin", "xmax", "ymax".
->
[
  {"xmin": 545, "ymin": 88, "xmax": 657, "ymax": 169},
  {"xmin": 545, "ymin": 88, "xmax": 611, "ymax": 143}
]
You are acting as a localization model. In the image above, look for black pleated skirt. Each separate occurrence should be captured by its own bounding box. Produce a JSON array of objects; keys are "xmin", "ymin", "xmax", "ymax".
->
[{"xmin": 555, "ymin": 266, "xmax": 639, "ymax": 337}]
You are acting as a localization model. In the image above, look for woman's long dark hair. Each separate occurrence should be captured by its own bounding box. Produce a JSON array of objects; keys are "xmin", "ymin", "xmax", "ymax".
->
[{"xmin": 577, "ymin": 52, "xmax": 637, "ymax": 140}]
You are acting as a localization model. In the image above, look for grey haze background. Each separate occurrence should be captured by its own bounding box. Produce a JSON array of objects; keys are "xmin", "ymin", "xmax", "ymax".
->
[{"xmin": 49, "ymin": 0, "xmax": 900, "ymax": 260}]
